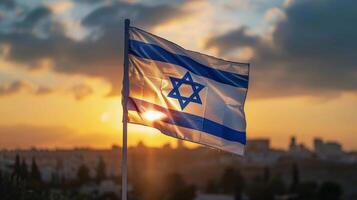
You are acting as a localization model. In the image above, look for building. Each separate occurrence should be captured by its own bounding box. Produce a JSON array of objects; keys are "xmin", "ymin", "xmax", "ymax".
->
[
  {"xmin": 314, "ymin": 138, "xmax": 343, "ymax": 160},
  {"xmin": 245, "ymin": 139, "xmax": 285, "ymax": 165},
  {"xmin": 288, "ymin": 136, "xmax": 312, "ymax": 158},
  {"xmin": 246, "ymin": 139, "xmax": 270, "ymax": 153}
]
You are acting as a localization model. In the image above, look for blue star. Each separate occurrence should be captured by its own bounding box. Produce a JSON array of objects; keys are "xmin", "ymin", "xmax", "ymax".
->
[{"xmin": 167, "ymin": 72, "xmax": 205, "ymax": 110}]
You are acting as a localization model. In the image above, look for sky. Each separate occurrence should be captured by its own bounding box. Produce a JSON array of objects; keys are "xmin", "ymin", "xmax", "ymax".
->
[{"xmin": 0, "ymin": 0, "xmax": 356, "ymax": 150}]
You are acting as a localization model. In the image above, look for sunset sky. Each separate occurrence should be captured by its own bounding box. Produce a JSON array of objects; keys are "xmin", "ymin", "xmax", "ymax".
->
[{"xmin": 0, "ymin": 0, "xmax": 356, "ymax": 150}]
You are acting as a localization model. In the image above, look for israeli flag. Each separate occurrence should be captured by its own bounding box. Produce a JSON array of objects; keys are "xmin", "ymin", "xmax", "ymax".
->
[{"xmin": 127, "ymin": 27, "xmax": 249, "ymax": 155}]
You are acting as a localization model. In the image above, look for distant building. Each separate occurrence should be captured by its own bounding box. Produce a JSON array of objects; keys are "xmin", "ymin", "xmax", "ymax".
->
[
  {"xmin": 289, "ymin": 136, "xmax": 297, "ymax": 150},
  {"xmin": 314, "ymin": 138, "xmax": 343, "ymax": 160},
  {"xmin": 246, "ymin": 139, "xmax": 270, "ymax": 153},
  {"xmin": 245, "ymin": 139, "xmax": 284, "ymax": 165},
  {"xmin": 288, "ymin": 136, "xmax": 312, "ymax": 158}
]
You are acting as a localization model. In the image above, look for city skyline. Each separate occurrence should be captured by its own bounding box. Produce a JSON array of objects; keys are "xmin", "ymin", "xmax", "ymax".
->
[
  {"xmin": 0, "ymin": 0, "xmax": 356, "ymax": 150},
  {"xmin": 0, "ymin": 134, "xmax": 352, "ymax": 155}
]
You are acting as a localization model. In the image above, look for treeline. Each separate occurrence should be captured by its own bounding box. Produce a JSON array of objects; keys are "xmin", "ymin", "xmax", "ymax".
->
[
  {"xmin": 202, "ymin": 163, "xmax": 343, "ymax": 200},
  {"xmin": 0, "ymin": 154, "xmax": 114, "ymax": 200},
  {"xmin": 0, "ymin": 155, "xmax": 344, "ymax": 200}
]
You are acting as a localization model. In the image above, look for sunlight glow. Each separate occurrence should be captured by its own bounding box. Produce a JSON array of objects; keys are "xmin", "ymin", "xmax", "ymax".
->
[
  {"xmin": 101, "ymin": 112, "xmax": 110, "ymax": 122},
  {"xmin": 142, "ymin": 110, "xmax": 166, "ymax": 121}
]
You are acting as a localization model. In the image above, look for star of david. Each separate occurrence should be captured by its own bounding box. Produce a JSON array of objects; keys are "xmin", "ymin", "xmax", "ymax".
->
[{"xmin": 167, "ymin": 72, "xmax": 205, "ymax": 110}]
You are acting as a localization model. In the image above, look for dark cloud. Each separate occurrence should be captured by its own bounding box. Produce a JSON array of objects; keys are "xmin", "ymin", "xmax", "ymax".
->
[
  {"xmin": 71, "ymin": 84, "xmax": 93, "ymax": 100},
  {"xmin": 0, "ymin": 0, "xmax": 15, "ymax": 9},
  {"xmin": 0, "ymin": 80, "xmax": 54, "ymax": 97},
  {"xmin": 35, "ymin": 86, "xmax": 53, "ymax": 95},
  {"xmin": 75, "ymin": 0, "xmax": 187, "ymax": 6},
  {"xmin": 206, "ymin": 0, "xmax": 357, "ymax": 99},
  {"xmin": 82, "ymin": 2, "xmax": 188, "ymax": 29},
  {"xmin": 0, "ymin": 81, "xmax": 29, "ymax": 96},
  {"xmin": 205, "ymin": 26, "xmax": 260, "ymax": 55},
  {"xmin": 0, "ymin": 1, "xmax": 189, "ymax": 97},
  {"xmin": 0, "ymin": 80, "xmax": 93, "ymax": 99},
  {"xmin": 17, "ymin": 6, "xmax": 51, "ymax": 30},
  {"xmin": 75, "ymin": 0, "xmax": 118, "ymax": 4}
]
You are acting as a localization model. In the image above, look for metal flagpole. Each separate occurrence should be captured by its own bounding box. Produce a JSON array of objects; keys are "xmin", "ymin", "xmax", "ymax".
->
[{"xmin": 121, "ymin": 18, "xmax": 130, "ymax": 200}]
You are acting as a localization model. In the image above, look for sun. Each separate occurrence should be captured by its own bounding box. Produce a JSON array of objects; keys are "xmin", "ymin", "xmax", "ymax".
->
[
  {"xmin": 142, "ymin": 110, "xmax": 166, "ymax": 121},
  {"xmin": 100, "ymin": 112, "xmax": 111, "ymax": 122}
]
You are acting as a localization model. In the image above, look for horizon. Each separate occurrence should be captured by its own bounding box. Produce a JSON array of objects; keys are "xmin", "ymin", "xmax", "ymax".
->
[{"xmin": 0, "ymin": 135, "xmax": 352, "ymax": 153}]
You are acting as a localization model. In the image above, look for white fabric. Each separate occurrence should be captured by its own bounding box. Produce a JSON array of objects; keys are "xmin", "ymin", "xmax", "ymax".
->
[{"xmin": 127, "ymin": 27, "xmax": 249, "ymax": 155}]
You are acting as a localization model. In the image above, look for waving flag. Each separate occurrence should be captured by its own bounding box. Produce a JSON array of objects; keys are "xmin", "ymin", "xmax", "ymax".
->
[{"xmin": 126, "ymin": 27, "xmax": 249, "ymax": 155}]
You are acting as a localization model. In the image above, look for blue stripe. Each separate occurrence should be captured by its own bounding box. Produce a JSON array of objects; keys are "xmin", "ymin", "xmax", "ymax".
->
[
  {"xmin": 128, "ymin": 97, "xmax": 246, "ymax": 144},
  {"xmin": 129, "ymin": 40, "xmax": 249, "ymax": 88}
]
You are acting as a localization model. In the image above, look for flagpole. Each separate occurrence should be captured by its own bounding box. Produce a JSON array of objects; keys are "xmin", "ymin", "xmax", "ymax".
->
[{"xmin": 121, "ymin": 18, "xmax": 130, "ymax": 200}]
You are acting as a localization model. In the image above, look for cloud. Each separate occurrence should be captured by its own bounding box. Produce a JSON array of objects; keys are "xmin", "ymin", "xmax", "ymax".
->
[
  {"xmin": 0, "ymin": 80, "xmax": 54, "ymax": 97},
  {"xmin": 46, "ymin": 1, "xmax": 73, "ymax": 14},
  {"xmin": 0, "ymin": 1, "xmax": 190, "ymax": 97},
  {"xmin": 16, "ymin": 6, "xmax": 52, "ymax": 31},
  {"xmin": 0, "ymin": 81, "xmax": 29, "ymax": 96},
  {"xmin": 221, "ymin": 0, "xmax": 285, "ymax": 12},
  {"xmin": 205, "ymin": 0, "xmax": 357, "ymax": 99},
  {"xmin": 205, "ymin": 26, "xmax": 260, "ymax": 56},
  {"xmin": 0, "ymin": 0, "xmax": 15, "ymax": 9},
  {"xmin": 70, "ymin": 84, "xmax": 93, "ymax": 100},
  {"xmin": 35, "ymin": 86, "xmax": 53, "ymax": 95},
  {"xmin": 263, "ymin": 7, "xmax": 286, "ymax": 23},
  {"xmin": 0, "ymin": 80, "xmax": 95, "ymax": 100}
]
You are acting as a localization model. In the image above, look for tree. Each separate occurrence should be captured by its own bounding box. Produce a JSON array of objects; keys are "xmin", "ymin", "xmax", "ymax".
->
[
  {"xmin": 246, "ymin": 181, "xmax": 267, "ymax": 200},
  {"xmin": 162, "ymin": 173, "xmax": 196, "ymax": 200},
  {"xmin": 12, "ymin": 154, "xmax": 21, "ymax": 180},
  {"xmin": 0, "ymin": 168, "xmax": 3, "ymax": 182},
  {"xmin": 20, "ymin": 160, "xmax": 28, "ymax": 180},
  {"xmin": 30, "ymin": 157, "xmax": 41, "ymax": 182},
  {"xmin": 220, "ymin": 167, "xmax": 245, "ymax": 200},
  {"xmin": 221, "ymin": 167, "xmax": 236, "ymax": 193},
  {"xmin": 290, "ymin": 163, "xmax": 299, "ymax": 192},
  {"xmin": 96, "ymin": 156, "xmax": 106, "ymax": 183},
  {"xmin": 268, "ymin": 176, "xmax": 286, "ymax": 197},
  {"xmin": 263, "ymin": 166, "xmax": 270, "ymax": 184},
  {"xmin": 296, "ymin": 181, "xmax": 318, "ymax": 200},
  {"xmin": 233, "ymin": 169, "xmax": 245, "ymax": 200},
  {"xmin": 205, "ymin": 179, "xmax": 219, "ymax": 193},
  {"xmin": 77, "ymin": 164, "xmax": 90, "ymax": 184},
  {"xmin": 247, "ymin": 175, "xmax": 286, "ymax": 200},
  {"xmin": 318, "ymin": 181, "xmax": 342, "ymax": 200}
]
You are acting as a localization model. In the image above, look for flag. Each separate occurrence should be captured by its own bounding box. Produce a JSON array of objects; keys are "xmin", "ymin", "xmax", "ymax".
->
[{"xmin": 126, "ymin": 27, "xmax": 249, "ymax": 155}]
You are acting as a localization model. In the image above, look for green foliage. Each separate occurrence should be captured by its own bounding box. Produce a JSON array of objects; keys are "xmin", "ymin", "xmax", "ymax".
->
[
  {"xmin": 220, "ymin": 167, "xmax": 245, "ymax": 200},
  {"xmin": 290, "ymin": 162, "xmax": 300, "ymax": 192},
  {"xmin": 77, "ymin": 164, "xmax": 90, "ymax": 184},
  {"xmin": 0, "ymin": 172, "xmax": 69, "ymax": 200},
  {"xmin": 20, "ymin": 160, "xmax": 29, "ymax": 180},
  {"xmin": 12, "ymin": 154, "xmax": 21, "ymax": 180},
  {"xmin": 263, "ymin": 166, "xmax": 270, "ymax": 183},
  {"xmin": 162, "ymin": 173, "xmax": 196, "ymax": 200},
  {"xmin": 31, "ymin": 157, "xmax": 42, "ymax": 182},
  {"xmin": 295, "ymin": 181, "xmax": 318, "ymax": 200},
  {"xmin": 318, "ymin": 181, "xmax": 342, "ymax": 200},
  {"xmin": 205, "ymin": 179, "xmax": 219, "ymax": 193},
  {"xmin": 96, "ymin": 156, "xmax": 106, "ymax": 183}
]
